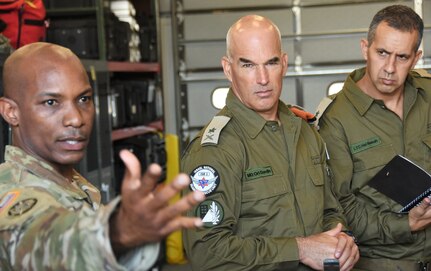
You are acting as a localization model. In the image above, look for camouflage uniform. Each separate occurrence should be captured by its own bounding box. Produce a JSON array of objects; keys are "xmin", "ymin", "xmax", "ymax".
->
[
  {"xmin": 318, "ymin": 68, "xmax": 431, "ymax": 270},
  {"xmin": 181, "ymin": 90, "xmax": 346, "ymax": 270},
  {"xmin": 0, "ymin": 145, "xmax": 159, "ymax": 271}
]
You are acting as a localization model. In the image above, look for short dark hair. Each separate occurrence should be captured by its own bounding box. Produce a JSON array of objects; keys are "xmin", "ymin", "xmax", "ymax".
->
[{"xmin": 367, "ymin": 5, "xmax": 424, "ymax": 51}]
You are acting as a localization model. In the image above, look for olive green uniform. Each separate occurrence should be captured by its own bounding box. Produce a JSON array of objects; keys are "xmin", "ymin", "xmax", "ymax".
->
[
  {"xmin": 181, "ymin": 90, "xmax": 346, "ymax": 271},
  {"xmin": 318, "ymin": 68, "xmax": 431, "ymax": 270},
  {"xmin": 0, "ymin": 146, "xmax": 159, "ymax": 271}
]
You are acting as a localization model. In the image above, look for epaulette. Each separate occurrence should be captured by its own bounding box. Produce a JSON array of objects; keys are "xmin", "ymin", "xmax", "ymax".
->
[
  {"xmin": 314, "ymin": 96, "xmax": 335, "ymax": 129},
  {"xmin": 412, "ymin": 69, "xmax": 431, "ymax": 79},
  {"xmin": 289, "ymin": 105, "xmax": 316, "ymax": 123},
  {"xmin": 201, "ymin": 116, "xmax": 231, "ymax": 146}
]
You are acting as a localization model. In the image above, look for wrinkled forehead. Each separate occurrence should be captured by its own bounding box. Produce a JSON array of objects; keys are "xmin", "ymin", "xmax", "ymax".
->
[{"xmin": 230, "ymin": 28, "xmax": 282, "ymax": 60}]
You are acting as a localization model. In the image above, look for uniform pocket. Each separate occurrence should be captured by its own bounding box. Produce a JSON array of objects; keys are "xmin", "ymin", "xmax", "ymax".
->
[
  {"xmin": 353, "ymin": 144, "xmax": 396, "ymax": 173},
  {"xmin": 307, "ymin": 164, "xmax": 324, "ymax": 186},
  {"xmin": 242, "ymin": 175, "xmax": 287, "ymax": 202}
]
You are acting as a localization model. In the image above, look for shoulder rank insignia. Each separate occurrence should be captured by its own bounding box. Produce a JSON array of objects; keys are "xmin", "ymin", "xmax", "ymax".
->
[
  {"xmin": 314, "ymin": 96, "xmax": 335, "ymax": 129},
  {"xmin": 413, "ymin": 69, "xmax": 431, "ymax": 79},
  {"xmin": 201, "ymin": 116, "xmax": 231, "ymax": 145},
  {"xmin": 8, "ymin": 198, "xmax": 37, "ymax": 216}
]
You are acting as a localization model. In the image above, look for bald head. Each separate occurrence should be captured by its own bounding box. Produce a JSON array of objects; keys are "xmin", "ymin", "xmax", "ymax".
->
[
  {"xmin": 226, "ymin": 15, "xmax": 282, "ymax": 59},
  {"xmin": 3, "ymin": 42, "xmax": 84, "ymax": 101}
]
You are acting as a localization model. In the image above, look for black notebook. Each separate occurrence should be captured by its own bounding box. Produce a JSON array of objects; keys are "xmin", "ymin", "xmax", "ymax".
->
[{"xmin": 367, "ymin": 155, "xmax": 431, "ymax": 213}]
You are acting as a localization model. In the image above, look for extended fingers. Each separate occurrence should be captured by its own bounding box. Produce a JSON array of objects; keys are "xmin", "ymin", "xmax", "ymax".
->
[
  {"xmin": 159, "ymin": 216, "xmax": 204, "ymax": 237},
  {"xmin": 140, "ymin": 163, "xmax": 163, "ymax": 195},
  {"xmin": 151, "ymin": 173, "xmax": 194, "ymax": 209},
  {"xmin": 120, "ymin": 149, "xmax": 142, "ymax": 191},
  {"xmin": 337, "ymin": 234, "xmax": 359, "ymax": 271},
  {"xmin": 148, "ymin": 188, "xmax": 205, "ymax": 235}
]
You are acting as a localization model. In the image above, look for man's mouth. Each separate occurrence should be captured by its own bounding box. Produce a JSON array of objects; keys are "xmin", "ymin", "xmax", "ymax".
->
[{"xmin": 57, "ymin": 136, "xmax": 87, "ymax": 151}]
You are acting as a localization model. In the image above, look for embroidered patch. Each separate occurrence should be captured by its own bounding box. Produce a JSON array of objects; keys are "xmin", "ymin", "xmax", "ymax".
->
[
  {"xmin": 350, "ymin": 137, "xmax": 381, "ymax": 154},
  {"xmin": 0, "ymin": 191, "xmax": 20, "ymax": 213},
  {"xmin": 190, "ymin": 165, "xmax": 220, "ymax": 196},
  {"xmin": 245, "ymin": 166, "xmax": 273, "ymax": 181},
  {"xmin": 196, "ymin": 200, "xmax": 224, "ymax": 227},
  {"xmin": 8, "ymin": 198, "xmax": 37, "ymax": 216}
]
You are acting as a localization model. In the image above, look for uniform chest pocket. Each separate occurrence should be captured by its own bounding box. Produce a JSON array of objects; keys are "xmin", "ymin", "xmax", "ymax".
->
[
  {"xmin": 242, "ymin": 175, "xmax": 288, "ymax": 202},
  {"xmin": 307, "ymin": 164, "xmax": 324, "ymax": 186},
  {"xmin": 353, "ymin": 145, "xmax": 396, "ymax": 173}
]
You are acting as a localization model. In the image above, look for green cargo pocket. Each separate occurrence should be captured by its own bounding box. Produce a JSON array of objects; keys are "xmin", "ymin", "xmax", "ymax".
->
[
  {"xmin": 307, "ymin": 164, "xmax": 324, "ymax": 186},
  {"xmin": 242, "ymin": 174, "xmax": 287, "ymax": 203},
  {"xmin": 353, "ymin": 144, "xmax": 396, "ymax": 173}
]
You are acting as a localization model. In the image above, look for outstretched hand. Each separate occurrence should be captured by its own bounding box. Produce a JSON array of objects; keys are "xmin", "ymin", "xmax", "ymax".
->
[{"xmin": 109, "ymin": 149, "xmax": 205, "ymax": 255}]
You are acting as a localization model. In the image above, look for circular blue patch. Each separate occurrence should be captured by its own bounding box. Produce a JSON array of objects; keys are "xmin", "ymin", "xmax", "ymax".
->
[{"xmin": 189, "ymin": 165, "xmax": 220, "ymax": 196}]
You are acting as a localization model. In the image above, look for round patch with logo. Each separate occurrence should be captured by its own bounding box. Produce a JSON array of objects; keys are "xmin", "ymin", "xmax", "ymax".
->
[
  {"xmin": 196, "ymin": 200, "xmax": 224, "ymax": 227},
  {"xmin": 8, "ymin": 198, "xmax": 37, "ymax": 216},
  {"xmin": 190, "ymin": 165, "xmax": 220, "ymax": 196}
]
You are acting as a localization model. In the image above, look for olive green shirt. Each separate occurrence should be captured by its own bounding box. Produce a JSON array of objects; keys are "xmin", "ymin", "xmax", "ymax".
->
[
  {"xmin": 181, "ymin": 90, "xmax": 346, "ymax": 270},
  {"xmin": 319, "ymin": 68, "xmax": 431, "ymax": 261},
  {"xmin": 0, "ymin": 145, "xmax": 159, "ymax": 270}
]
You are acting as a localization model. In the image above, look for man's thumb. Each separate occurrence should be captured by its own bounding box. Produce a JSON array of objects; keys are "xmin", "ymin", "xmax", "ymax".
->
[{"xmin": 326, "ymin": 223, "xmax": 343, "ymax": 236}]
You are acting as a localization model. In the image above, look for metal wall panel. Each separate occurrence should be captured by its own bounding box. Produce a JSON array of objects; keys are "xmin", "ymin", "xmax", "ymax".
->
[
  {"xmin": 301, "ymin": 2, "xmax": 409, "ymax": 33},
  {"xmin": 181, "ymin": 0, "xmax": 293, "ymax": 10},
  {"xmin": 182, "ymin": 10, "xmax": 294, "ymax": 41},
  {"xmin": 182, "ymin": 40, "xmax": 295, "ymax": 71},
  {"xmin": 300, "ymin": 34, "xmax": 365, "ymax": 65}
]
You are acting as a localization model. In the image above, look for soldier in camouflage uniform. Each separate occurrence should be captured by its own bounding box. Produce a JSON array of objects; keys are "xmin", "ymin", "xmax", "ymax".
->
[
  {"xmin": 317, "ymin": 5, "xmax": 431, "ymax": 270},
  {"xmin": 0, "ymin": 42, "xmax": 205, "ymax": 270},
  {"xmin": 181, "ymin": 15, "xmax": 359, "ymax": 271}
]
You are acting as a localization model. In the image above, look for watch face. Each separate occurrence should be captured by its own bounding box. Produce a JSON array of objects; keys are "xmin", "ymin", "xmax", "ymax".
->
[{"xmin": 323, "ymin": 259, "xmax": 340, "ymax": 271}]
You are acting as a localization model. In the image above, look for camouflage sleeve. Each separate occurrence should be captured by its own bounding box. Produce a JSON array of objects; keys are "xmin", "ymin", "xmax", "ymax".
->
[{"xmin": 0, "ymin": 187, "xmax": 159, "ymax": 271}]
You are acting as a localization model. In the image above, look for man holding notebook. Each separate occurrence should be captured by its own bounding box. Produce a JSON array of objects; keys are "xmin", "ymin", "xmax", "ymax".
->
[{"xmin": 317, "ymin": 5, "xmax": 431, "ymax": 270}]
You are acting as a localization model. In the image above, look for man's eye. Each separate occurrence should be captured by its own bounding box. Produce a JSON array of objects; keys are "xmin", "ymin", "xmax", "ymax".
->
[
  {"xmin": 241, "ymin": 63, "xmax": 254, "ymax": 68},
  {"xmin": 79, "ymin": 95, "xmax": 92, "ymax": 103},
  {"xmin": 44, "ymin": 99, "xmax": 57, "ymax": 106},
  {"xmin": 377, "ymin": 50, "xmax": 387, "ymax": 56}
]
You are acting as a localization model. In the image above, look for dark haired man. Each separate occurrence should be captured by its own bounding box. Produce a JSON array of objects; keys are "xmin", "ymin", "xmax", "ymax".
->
[{"xmin": 318, "ymin": 5, "xmax": 431, "ymax": 270}]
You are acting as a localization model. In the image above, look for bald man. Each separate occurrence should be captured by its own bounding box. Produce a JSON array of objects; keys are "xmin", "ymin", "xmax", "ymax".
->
[
  {"xmin": 181, "ymin": 15, "xmax": 359, "ymax": 270},
  {"xmin": 0, "ymin": 42, "xmax": 204, "ymax": 270}
]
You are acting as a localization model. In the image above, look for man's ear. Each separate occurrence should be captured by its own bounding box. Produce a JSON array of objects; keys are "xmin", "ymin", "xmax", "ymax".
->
[
  {"xmin": 221, "ymin": 56, "xmax": 232, "ymax": 82},
  {"xmin": 0, "ymin": 97, "xmax": 19, "ymax": 126},
  {"xmin": 360, "ymin": 39, "xmax": 369, "ymax": 61}
]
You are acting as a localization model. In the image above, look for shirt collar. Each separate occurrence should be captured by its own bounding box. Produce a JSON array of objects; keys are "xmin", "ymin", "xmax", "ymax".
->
[
  {"xmin": 342, "ymin": 67, "xmax": 419, "ymax": 116},
  {"xmin": 224, "ymin": 88, "xmax": 298, "ymax": 138}
]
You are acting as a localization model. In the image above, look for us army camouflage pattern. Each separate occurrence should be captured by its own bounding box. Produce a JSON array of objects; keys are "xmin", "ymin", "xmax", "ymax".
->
[
  {"xmin": 0, "ymin": 145, "xmax": 158, "ymax": 271},
  {"xmin": 318, "ymin": 68, "xmax": 431, "ymax": 263}
]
